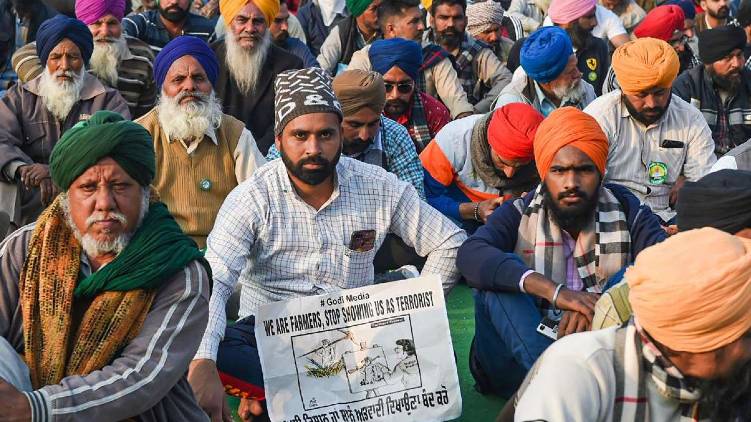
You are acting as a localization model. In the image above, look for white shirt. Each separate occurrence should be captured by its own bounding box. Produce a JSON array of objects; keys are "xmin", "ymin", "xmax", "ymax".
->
[
  {"xmin": 584, "ymin": 91, "xmax": 716, "ymax": 221},
  {"xmin": 195, "ymin": 157, "xmax": 467, "ymax": 360},
  {"xmin": 543, "ymin": 5, "xmax": 627, "ymax": 41}
]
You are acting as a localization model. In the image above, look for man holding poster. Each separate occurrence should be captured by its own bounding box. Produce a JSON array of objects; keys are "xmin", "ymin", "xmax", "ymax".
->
[{"xmin": 188, "ymin": 67, "xmax": 466, "ymax": 422}]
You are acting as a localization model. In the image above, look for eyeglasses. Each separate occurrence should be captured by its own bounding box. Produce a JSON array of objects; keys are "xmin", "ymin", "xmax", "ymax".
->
[
  {"xmin": 669, "ymin": 35, "xmax": 688, "ymax": 47},
  {"xmin": 384, "ymin": 81, "xmax": 414, "ymax": 94}
]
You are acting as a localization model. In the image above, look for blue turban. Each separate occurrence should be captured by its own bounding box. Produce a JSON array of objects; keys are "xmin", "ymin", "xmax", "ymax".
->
[
  {"xmin": 520, "ymin": 27, "xmax": 573, "ymax": 83},
  {"xmin": 664, "ymin": 0, "xmax": 696, "ymax": 20},
  {"xmin": 36, "ymin": 15, "xmax": 94, "ymax": 66},
  {"xmin": 368, "ymin": 38, "xmax": 423, "ymax": 81},
  {"xmin": 153, "ymin": 36, "xmax": 218, "ymax": 89}
]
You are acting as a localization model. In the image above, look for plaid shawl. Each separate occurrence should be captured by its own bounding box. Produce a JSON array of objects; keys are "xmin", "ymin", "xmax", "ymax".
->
[
  {"xmin": 417, "ymin": 44, "xmax": 452, "ymax": 93},
  {"xmin": 453, "ymin": 34, "xmax": 489, "ymax": 104},
  {"xmin": 409, "ymin": 91, "xmax": 432, "ymax": 152},
  {"xmin": 613, "ymin": 320, "xmax": 705, "ymax": 421},
  {"xmin": 512, "ymin": 185, "xmax": 631, "ymax": 316}
]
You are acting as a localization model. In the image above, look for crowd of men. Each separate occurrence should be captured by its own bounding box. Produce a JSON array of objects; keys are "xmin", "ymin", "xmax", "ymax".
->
[{"xmin": 0, "ymin": 0, "xmax": 750, "ymax": 421}]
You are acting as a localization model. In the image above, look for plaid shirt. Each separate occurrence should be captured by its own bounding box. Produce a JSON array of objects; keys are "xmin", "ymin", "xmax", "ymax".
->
[
  {"xmin": 122, "ymin": 10, "xmax": 215, "ymax": 54},
  {"xmin": 195, "ymin": 157, "xmax": 466, "ymax": 360}
]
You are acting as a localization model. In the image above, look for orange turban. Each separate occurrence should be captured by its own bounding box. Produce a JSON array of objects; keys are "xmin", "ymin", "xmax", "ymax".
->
[
  {"xmin": 612, "ymin": 38, "xmax": 680, "ymax": 96},
  {"xmin": 627, "ymin": 228, "xmax": 751, "ymax": 353},
  {"xmin": 533, "ymin": 107, "xmax": 608, "ymax": 180},
  {"xmin": 220, "ymin": 0, "xmax": 279, "ymax": 28},
  {"xmin": 487, "ymin": 103, "xmax": 545, "ymax": 162}
]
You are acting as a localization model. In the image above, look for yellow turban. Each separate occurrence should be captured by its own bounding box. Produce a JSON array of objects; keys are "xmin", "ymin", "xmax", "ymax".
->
[
  {"xmin": 611, "ymin": 38, "xmax": 679, "ymax": 96},
  {"xmin": 627, "ymin": 228, "xmax": 751, "ymax": 353},
  {"xmin": 220, "ymin": 0, "xmax": 279, "ymax": 28}
]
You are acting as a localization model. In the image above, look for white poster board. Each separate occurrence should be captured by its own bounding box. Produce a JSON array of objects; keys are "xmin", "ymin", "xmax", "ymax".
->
[{"xmin": 255, "ymin": 276, "xmax": 462, "ymax": 422}]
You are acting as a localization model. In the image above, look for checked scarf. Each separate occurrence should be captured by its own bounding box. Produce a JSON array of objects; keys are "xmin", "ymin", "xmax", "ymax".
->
[
  {"xmin": 453, "ymin": 34, "xmax": 489, "ymax": 104},
  {"xmin": 417, "ymin": 44, "xmax": 452, "ymax": 94},
  {"xmin": 512, "ymin": 185, "xmax": 631, "ymax": 316},
  {"xmin": 613, "ymin": 320, "xmax": 705, "ymax": 422},
  {"xmin": 408, "ymin": 91, "xmax": 432, "ymax": 152}
]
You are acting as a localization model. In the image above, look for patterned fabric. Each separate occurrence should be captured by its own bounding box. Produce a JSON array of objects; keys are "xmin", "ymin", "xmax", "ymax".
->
[
  {"xmin": 407, "ymin": 91, "xmax": 432, "ymax": 152},
  {"xmin": 714, "ymin": 98, "xmax": 732, "ymax": 155},
  {"xmin": 453, "ymin": 33, "xmax": 489, "ymax": 104},
  {"xmin": 20, "ymin": 197, "xmax": 156, "ymax": 389},
  {"xmin": 612, "ymin": 320, "xmax": 703, "ymax": 421},
  {"xmin": 417, "ymin": 44, "xmax": 451, "ymax": 93},
  {"xmin": 122, "ymin": 10, "xmax": 215, "ymax": 54},
  {"xmin": 273, "ymin": 67, "xmax": 342, "ymax": 135},
  {"xmin": 512, "ymin": 185, "xmax": 631, "ymax": 316}
]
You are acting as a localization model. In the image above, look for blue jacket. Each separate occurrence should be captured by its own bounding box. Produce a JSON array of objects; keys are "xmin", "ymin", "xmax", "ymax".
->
[
  {"xmin": 283, "ymin": 37, "xmax": 320, "ymax": 68},
  {"xmin": 456, "ymin": 184, "xmax": 667, "ymax": 292}
]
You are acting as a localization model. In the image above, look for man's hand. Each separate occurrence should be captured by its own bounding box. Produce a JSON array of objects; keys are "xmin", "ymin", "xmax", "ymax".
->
[
  {"xmin": 17, "ymin": 164, "xmax": 50, "ymax": 190},
  {"xmin": 557, "ymin": 311, "xmax": 591, "ymax": 339},
  {"xmin": 188, "ymin": 359, "xmax": 233, "ymax": 422},
  {"xmin": 237, "ymin": 398, "xmax": 265, "ymax": 422},
  {"xmin": 0, "ymin": 378, "xmax": 31, "ymax": 422},
  {"xmin": 477, "ymin": 197, "xmax": 505, "ymax": 223},
  {"xmin": 39, "ymin": 179, "xmax": 59, "ymax": 206},
  {"xmin": 554, "ymin": 289, "xmax": 599, "ymax": 321},
  {"xmin": 669, "ymin": 175, "xmax": 686, "ymax": 207}
]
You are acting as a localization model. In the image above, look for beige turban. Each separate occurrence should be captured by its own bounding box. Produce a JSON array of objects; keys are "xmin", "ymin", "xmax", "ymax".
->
[
  {"xmin": 332, "ymin": 69, "xmax": 386, "ymax": 116},
  {"xmin": 612, "ymin": 38, "xmax": 680, "ymax": 95},
  {"xmin": 220, "ymin": 0, "xmax": 279, "ymax": 27},
  {"xmin": 627, "ymin": 228, "xmax": 751, "ymax": 353}
]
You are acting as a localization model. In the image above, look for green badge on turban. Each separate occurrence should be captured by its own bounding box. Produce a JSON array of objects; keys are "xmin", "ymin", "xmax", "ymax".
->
[{"xmin": 50, "ymin": 111, "xmax": 155, "ymax": 190}]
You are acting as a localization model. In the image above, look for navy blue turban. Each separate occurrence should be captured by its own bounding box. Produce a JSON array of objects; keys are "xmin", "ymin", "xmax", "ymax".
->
[
  {"xmin": 368, "ymin": 38, "xmax": 423, "ymax": 81},
  {"xmin": 153, "ymin": 36, "xmax": 218, "ymax": 89},
  {"xmin": 520, "ymin": 27, "xmax": 573, "ymax": 83},
  {"xmin": 664, "ymin": 0, "xmax": 696, "ymax": 20},
  {"xmin": 36, "ymin": 15, "xmax": 94, "ymax": 66}
]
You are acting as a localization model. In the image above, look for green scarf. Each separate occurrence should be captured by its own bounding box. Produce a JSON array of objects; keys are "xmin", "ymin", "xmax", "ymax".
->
[{"xmin": 74, "ymin": 201, "xmax": 210, "ymax": 298}]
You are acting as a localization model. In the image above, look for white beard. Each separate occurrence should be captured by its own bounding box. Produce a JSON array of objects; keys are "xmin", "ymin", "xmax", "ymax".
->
[
  {"xmin": 38, "ymin": 68, "xmax": 85, "ymax": 121},
  {"xmin": 553, "ymin": 79, "xmax": 585, "ymax": 104},
  {"xmin": 89, "ymin": 35, "xmax": 128, "ymax": 86},
  {"xmin": 157, "ymin": 90, "xmax": 223, "ymax": 142},
  {"xmin": 225, "ymin": 31, "xmax": 271, "ymax": 96}
]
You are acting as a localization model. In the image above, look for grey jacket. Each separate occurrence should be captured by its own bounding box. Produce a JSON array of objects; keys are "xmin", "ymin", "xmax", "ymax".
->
[{"xmin": 0, "ymin": 225, "xmax": 211, "ymax": 422}]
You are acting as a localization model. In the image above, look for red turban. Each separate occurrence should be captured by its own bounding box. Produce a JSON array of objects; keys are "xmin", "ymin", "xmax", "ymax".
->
[
  {"xmin": 533, "ymin": 107, "xmax": 608, "ymax": 180},
  {"xmin": 633, "ymin": 5, "xmax": 685, "ymax": 41},
  {"xmin": 487, "ymin": 103, "xmax": 545, "ymax": 162}
]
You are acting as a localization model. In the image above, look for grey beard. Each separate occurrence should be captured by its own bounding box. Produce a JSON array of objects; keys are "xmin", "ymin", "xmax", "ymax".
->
[
  {"xmin": 225, "ymin": 31, "xmax": 271, "ymax": 96},
  {"xmin": 157, "ymin": 90, "xmax": 223, "ymax": 142},
  {"xmin": 552, "ymin": 79, "xmax": 585, "ymax": 104},
  {"xmin": 90, "ymin": 36, "xmax": 129, "ymax": 86},
  {"xmin": 38, "ymin": 68, "xmax": 85, "ymax": 121}
]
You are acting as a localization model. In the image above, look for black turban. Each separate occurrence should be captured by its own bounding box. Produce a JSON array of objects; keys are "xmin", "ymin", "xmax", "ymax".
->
[
  {"xmin": 698, "ymin": 25, "xmax": 747, "ymax": 64},
  {"xmin": 675, "ymin": 170, "xmax": 751, "ymax": 233}
]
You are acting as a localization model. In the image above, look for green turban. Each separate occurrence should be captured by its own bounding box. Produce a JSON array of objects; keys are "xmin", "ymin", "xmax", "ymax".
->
[
  {"xmin": 346, "ymin": 0, "xmax": 374, "ymax": 17},
  {"xmin": 50, "ymin": 111, "xmax": 155, "ymax": 190}
]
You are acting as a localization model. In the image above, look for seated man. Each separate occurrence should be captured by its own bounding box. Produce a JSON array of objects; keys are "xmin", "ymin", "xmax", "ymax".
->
[
  {"xmin": 368, "ymin": 38, "xmax": 451, "ymax": 152},
  {"xmin": 213, "ymin": 0, "xmax": 303, "ymax": 154},
  {"xmin": 137, "ymin": 36, "xmax": 266, "ymax": 248},
  {"xmin": 465, "ymin": 0, "xmax": 515, "ymax": 65},
  {"xmin": 599, "ymin": 0, "xmax": 645, "ymax": 34},
  {"xmin": 673, "ymin": 26, "xmax": 751, "ymax": 157},
  {"xmin": 268, "ymin": 69, "xmax": 425, "ymax": 198},
  {"xmin": 494, "ymin": 26, "xmax": 595, "ymax": 116},
  {"xmin": 0, "ymin": 15, "xmax": 128, "ymax": 233},
  {"xmin": 585, "ymin": 38, "xmax": 716, "ymax": 222},
  {"xmin": 516, "ymin": 228, "xmax": 751, "ymax": 421},
  {"xmin": 270, "ymin": 0, "xmax": 319, "ymax": 67},
  {"xmin": 420, "ymin": 103, "xmax": 543, "ymax": 233},
  {"xmin": 187, "ymin": 67, "xmax": 466, "ymax": 421},
  {"xmin": 0, "ymin": 111, "xmax": 210, "ymax": 420},
  {"xmin": 603, "ymin": 5, "xmax": 701, "ymax": 95},
  {"xmin": 456, "ymin": 107, "xmax": 666, "ymax": 398},
  {"xmin": 316, "ymin": 0, "xmax": 380, "ymax": 74},
  {"xmin": 424, "ymin": 0, "xmax": 513, "ymax": 113},
  {"xmin": 123, "ymin": 0, "xmax": 216, "ymax": 55},
  {"xmin": 12, "ymin": 0, "xmax": 157, "ymax": 118},
  {"xmin": 348, "ymin": 0, "xmax": 475, "ymax": 119}
]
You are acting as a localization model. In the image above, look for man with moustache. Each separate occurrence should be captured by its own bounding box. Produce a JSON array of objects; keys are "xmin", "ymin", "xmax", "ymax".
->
[
  {"xmin": 0, "ymin": 15, "xmax": 128, "ymax": 234},
  {"xmin": 317, "ymin": 0, "xmax": 381, "ymax": 74},
  {"xmin": 136, "ymin": 36, "xmax": 266, "ymax": 248},
  {"xmin": 515, "ymin": 228, "xmax": 751, "ymax": 422},
  {"xmin": 12, "ymin": 0, "xmax": 157, "ymax": 118},
  {"xmin": 213, "ymin": 0, "xmax": 302, "ymax": 154},
  {"xmin": 695, "ymin": 0, "xmax": 737, "ymax": 35},
  {"xmin": 270, "ymin": 0, "xmax": 319, "ymax": 67},
  {"xmin": 456, "ymin": 107, "xmax": 667, "ymax": 398},
  {"xmin": 187, "ymin": 67, "xmax": 466, "ymax": 421},
  {"xmin": 423, "ymin": 0, "xmax": 513, "ymax": 113},
  {"xmin": 673, "ymin": 26, "xmax": 751, "ymax": 157},
  {"xmin": 585, "ymin": 38, "xmax": 716, "ymax": 223},
  {"xmin": 123, "ymin": 0, "xmax": 216, "ymax": 54},
  {"xmin": 465, "ymin": 0, "xmax": 515, "ymax": 65}
]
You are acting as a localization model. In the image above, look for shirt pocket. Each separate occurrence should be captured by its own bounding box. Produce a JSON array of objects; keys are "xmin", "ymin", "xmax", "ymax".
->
[
  {"xmin": 333, "ymin": 243, "xmax": 376, "ymax": 290},
  {"xmin": 650, "ymin": 145, "xmax": 687, "ymax": 184},
  {"xmin": 21, "ymin": 123, "xmax": 50, "ymax": 162}
]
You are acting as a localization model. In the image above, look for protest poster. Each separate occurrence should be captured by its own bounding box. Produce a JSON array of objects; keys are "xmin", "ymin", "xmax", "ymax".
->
[{"xmin": 255, "ymin": 275, "xmax": 462, "ymax": 422}]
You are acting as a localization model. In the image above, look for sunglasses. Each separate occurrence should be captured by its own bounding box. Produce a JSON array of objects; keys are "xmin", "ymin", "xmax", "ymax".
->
[{"xmin": 384, "ymin": 81, "xmax": 414, "ymax": 94}]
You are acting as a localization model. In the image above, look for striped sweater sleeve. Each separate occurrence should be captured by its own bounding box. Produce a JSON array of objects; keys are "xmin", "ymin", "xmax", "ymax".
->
[{"xmin": 24, "ymin": 260, "xmax": 210, "ymax": 422}]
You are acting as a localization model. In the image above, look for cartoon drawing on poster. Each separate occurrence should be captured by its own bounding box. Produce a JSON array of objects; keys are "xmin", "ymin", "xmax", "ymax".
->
[{"xmin": 291, "ymin": 315, "xmax": 422, "ymax": 410}]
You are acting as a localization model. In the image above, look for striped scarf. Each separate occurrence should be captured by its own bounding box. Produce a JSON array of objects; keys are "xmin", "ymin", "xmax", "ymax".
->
[
  {"xmin": 409, "ymin": 92, "xmax": 432, "ymax": 152},
  {"xmin": 513, "ymin": 185, "xmax": 631, "ymax": 316},
  {"xmin": 613, "ymin": 320, "xmax": 705, "ymax": 421}
]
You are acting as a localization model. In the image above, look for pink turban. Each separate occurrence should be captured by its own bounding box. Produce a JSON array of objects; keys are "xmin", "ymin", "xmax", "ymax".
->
[
  {"xmin": 75, "ymin": 0, "xmax": 126, "ymax": 25},
  {"xmin": 548, "ymin": 0, "xmax": 596, "ymax": 24}
]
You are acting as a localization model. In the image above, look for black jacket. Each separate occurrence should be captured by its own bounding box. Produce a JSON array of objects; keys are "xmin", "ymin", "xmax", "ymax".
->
[
  {"xmin": 212, "ymin": 42, "xmax": 303, "ymax": 154},
  {"xmin": 672, "ymin": 65, "xmax": 751, "ymax": 156},
  {"xmin": 575, "ymin": 34, "xmax": 610, "ymax": 96}
]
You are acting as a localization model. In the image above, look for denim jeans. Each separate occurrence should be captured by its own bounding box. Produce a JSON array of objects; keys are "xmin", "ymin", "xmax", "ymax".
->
[{"xmin": 216, "ymin": 316, "xmax": 266, "ymax": 399}]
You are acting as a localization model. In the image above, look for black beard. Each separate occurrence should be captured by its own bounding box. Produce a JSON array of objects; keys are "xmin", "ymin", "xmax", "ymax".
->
[
  {"xmin": 434, "ymin": 28, "xmax": 463, "ymax": 50},
  {"xmin": 708, "ymin": 66, "xmax": 742, "ymax": 92},
  {"xmin": 697, "ymin": 359, "xmax": 751, "ymax": 421},
  {"xmin": 708, "ymin": 5, "xmax": 730, "ymax": 19},
  {"xmin": 622, "ymin": 94, "xmax": 671, "ymax": 126},
  {"xmin": 342, "ymin": 137, "xmax": 373, "ymax": 156},
  {"xmin": 280, "ymin": 144, "xmax": 341, "ymax": 185},
  {"xmin": 159, "ymin": 5, "xmax": 188, "ymax": 23},
  {"xmin": 565, "ymin": 22, "xmax": 591, "ymax": 51},
  {"xmin": 273, "ymin": 30, "xmax": 289, "ymax": 46},
  {"xmin": 383, "ymin": 98, "xmax": 409, "ymax": 117},
  {"xmin": 542, "ymin": 182, "xmax": 600, "ymax": 234}
]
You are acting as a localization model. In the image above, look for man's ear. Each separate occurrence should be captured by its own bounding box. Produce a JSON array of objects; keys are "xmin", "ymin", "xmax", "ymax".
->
[{"xmin": 274, "ymin": 134, "xmax": 282, "ymax": 152}]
